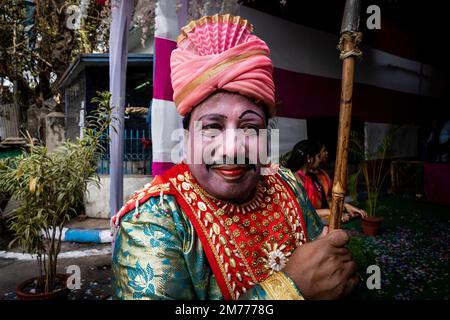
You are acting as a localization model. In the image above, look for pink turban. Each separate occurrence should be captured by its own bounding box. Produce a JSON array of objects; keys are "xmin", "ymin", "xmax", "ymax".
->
[{"xmin": 170, "ymin": 14, "xmax": 276, "ymax": 116}]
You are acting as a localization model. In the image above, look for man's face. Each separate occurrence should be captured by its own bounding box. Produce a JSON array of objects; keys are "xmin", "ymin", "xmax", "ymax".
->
[{"xmin": 185, "ymin": 92, "xmax": 267, "ymax": 203}]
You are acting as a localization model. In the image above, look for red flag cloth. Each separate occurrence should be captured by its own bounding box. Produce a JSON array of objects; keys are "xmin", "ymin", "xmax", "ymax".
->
[{"xmin": 424, "ymin": 163, "xmax": 450, "ymax": 206}]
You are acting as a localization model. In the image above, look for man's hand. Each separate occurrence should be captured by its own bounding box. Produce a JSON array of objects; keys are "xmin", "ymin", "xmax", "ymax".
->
[{"xmin": 283, "ymin": 226, "xmax": 358, "ymax": 299}]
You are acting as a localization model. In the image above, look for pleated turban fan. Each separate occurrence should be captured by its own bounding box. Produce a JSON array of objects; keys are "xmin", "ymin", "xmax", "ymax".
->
[{"xmin": 170, "ymin": 14, "xmax": 276, "ymax": 116}]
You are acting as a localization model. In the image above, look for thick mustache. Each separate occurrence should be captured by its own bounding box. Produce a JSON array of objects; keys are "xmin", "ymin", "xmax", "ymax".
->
[{"xmin": 206, "ymin": 158, "xmax": 256, "ymax": 171}]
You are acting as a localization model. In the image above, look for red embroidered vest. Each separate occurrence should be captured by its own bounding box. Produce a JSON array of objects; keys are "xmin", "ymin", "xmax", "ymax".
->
[{"xmin": 112, "ymin": 164, "xmax": 308, "ymax": 300}]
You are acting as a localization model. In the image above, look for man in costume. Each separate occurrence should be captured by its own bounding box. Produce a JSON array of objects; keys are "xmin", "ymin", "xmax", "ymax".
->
[{"xmin": 111, "ymin": 14, "xmax": 358, "ymax": 300}]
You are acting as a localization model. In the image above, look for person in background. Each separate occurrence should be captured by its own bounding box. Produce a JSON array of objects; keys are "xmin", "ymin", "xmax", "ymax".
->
[
  {"xmin": 439, "ymin": 119, "xmax": 450, "ymax": 162},
  {"xmin": 421, "ymin": 119, "xmax": 442, "ymax": 162},
  {"xmin": 285, "ymin": 140, "xmax": 367, "ymax": 223}
]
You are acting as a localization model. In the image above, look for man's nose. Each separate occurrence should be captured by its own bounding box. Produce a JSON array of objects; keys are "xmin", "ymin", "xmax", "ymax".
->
[{"xmin": 223, "ymin": 129, "xmax": 246, "ymax": 160}]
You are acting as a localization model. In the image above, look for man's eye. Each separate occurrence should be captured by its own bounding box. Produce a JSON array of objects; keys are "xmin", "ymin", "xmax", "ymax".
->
[
  {"xmin": 242, "ymin": 125, "xmax": 261, "ymax": 134},
  {"xmin": 202, "ymin": 124, "xmax": 222, "ymax": 137},
  {"xmin": 202, "ymin": 124, "xmax": 222, "ymax": 130}
]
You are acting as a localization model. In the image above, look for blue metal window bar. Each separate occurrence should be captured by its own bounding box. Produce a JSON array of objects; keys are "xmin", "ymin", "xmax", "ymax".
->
[{"xmin": 95, "ymin": 128, "xmax": 152, "ymax": 175}]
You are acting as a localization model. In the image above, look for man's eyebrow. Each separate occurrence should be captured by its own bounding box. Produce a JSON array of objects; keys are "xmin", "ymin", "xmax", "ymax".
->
[
  {"xmin": 238, "ymin": 110, "xmax": 264, "ymax": 121},
  {"xmin": 197, "ymin": 113, "xmax": 228, "ymax": 122}
]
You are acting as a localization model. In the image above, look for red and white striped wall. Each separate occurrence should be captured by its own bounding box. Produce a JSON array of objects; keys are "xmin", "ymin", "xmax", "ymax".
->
[{"xmin": 239, "ymin": 6, "xmax": 442, "ymax": 157}]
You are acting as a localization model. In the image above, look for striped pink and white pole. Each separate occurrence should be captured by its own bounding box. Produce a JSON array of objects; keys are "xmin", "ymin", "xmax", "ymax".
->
[{"xmin": 150, "ymin": 0, "xmax": 188, "ymax": 176}]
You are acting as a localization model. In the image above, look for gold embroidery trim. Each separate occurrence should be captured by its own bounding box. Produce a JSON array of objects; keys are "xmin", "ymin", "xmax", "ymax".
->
[
  {"xmin": 188, "ymin": 178, "xmax": 258, "ymax": 291},
  {"xmin": 259, "ymin": 272, "xmax": 304, "ymax": 300},
  {"xmin": 146, "ymin": 182, "xmax": 171, "ymax": 194},
  {"xmin": 168, "ymin": 176, "xmax": 235, "ymax": 299},
  {"xmin": 176, "ymin": 14, "xmax": 253, "ymax": 44}
]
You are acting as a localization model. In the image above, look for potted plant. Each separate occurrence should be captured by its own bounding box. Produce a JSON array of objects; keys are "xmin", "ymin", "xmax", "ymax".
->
[
  {"xmin": 0, "ymin": 91, "xmax": 113, "ymax": 300},
  {"xmin": 348, "ymin": 127, "xmax": 399, "ymax": 236}
]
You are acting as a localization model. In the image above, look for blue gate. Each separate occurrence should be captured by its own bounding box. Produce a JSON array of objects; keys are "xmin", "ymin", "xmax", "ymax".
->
[{"xmin": 96, "ymin": 128, "xmax": 152, "ymax": 175}]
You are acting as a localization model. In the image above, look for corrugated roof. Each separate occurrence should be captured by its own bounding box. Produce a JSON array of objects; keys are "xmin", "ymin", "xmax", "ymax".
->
[{"xmin": 56, "ymin": 53, "xmax": 153, "ymax": 89}]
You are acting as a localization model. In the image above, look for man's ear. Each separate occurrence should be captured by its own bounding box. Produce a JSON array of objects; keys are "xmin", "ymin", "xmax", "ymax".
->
[{"xmin": 182, "ymin": 112, "xmax": 192, "ymax": 130}]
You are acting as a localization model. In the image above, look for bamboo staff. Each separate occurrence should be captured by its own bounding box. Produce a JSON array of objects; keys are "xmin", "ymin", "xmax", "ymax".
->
[{"xmin": 329, "ymin": 0, "xmax": 363, "ymax": 230}]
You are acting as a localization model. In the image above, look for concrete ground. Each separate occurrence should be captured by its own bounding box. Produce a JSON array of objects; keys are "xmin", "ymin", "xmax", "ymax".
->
[
  {"xmin": 0, "ymin": 214, "xmax": 113, "ymax": 300},
  {"xmin": 66, "ymin": 216, "xmax": 110, "ymax": 230},
  {"xmin": 0, "ymin": 242, "xmax": 112, "ymax": 300}
]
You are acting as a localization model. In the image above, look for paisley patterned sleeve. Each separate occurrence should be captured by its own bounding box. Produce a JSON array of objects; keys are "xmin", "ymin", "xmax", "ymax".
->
[
  {"xmin": 111, "ymin": 195, "xmax": 199, "ymax": 300},
  {"xmin": 278, "ymin": 167, "xmax": 324, "ymax": 240}
]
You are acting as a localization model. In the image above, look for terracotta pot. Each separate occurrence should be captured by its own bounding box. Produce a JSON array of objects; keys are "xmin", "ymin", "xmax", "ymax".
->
[
  {"xmin": 361, "ymin": 216, "xmax": 384, "ymax": 236},
  {"xmin": 16, "ymin": 274, "xmax": 69, "ymax": 300}
]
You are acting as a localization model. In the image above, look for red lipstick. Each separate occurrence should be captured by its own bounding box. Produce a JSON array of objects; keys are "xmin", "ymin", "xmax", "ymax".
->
[{"xmin": 211, "ymin": 165, "xmax": 251, "ymax": 180}]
